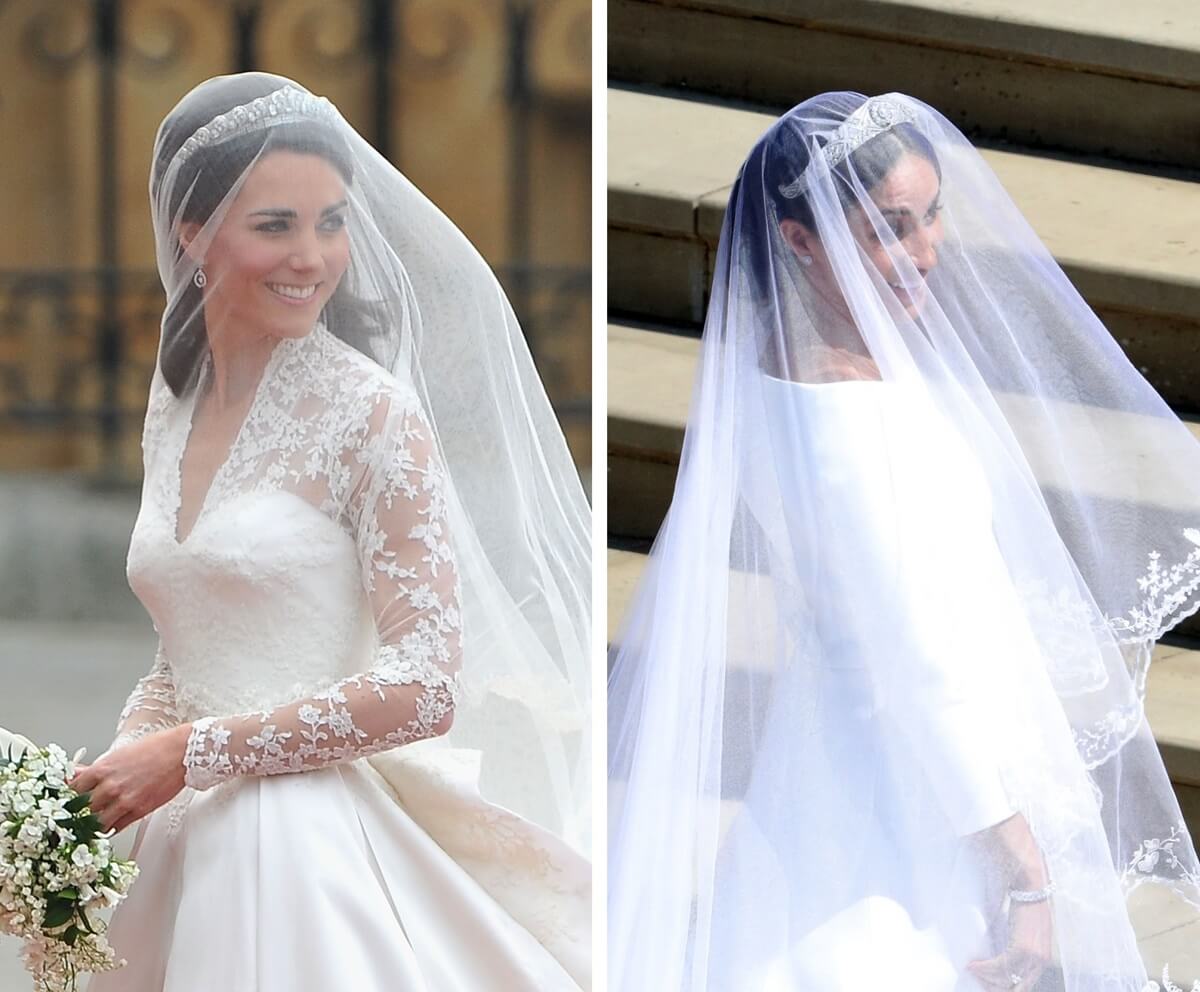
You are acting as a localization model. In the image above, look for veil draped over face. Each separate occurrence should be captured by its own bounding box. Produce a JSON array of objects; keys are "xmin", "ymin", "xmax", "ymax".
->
[
  {"xmin": 144, "ymin": 73, "xmax": 590, "ymax": 851},
  {"xmin": 608, "ymin": 92, "xmax": 1200, "ymax": 990}
]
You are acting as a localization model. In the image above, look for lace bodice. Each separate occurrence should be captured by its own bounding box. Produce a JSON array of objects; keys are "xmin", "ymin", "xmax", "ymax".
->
[{"xmin": 114, "ymin": 324, "xmax": 463, "ymax": 791}]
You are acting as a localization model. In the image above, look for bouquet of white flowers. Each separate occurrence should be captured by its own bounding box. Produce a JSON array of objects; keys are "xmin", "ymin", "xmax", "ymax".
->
[{"xmin": 0, "ymin": 727, "xmax": 138, "ymax": 992}]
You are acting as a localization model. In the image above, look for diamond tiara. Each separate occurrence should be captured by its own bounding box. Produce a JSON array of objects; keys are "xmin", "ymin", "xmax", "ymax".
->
[
  {"xmin": 172, "ymin": 86, "xmax": 340, "ymax": 169},
  {"xmin": 777, "ymin": 95, "xmax": 920, "ymax": 200}
]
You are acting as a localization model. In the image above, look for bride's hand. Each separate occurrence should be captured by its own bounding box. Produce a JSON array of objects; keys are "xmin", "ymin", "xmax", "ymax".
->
[
  {"xmin": 966, "ymin": 812, "xmax": 1054, "ymax": 991},
  {"xmin": 966, "ymin": 899, "xmax": 1053, "ymax": 991},
  {"xmin": 68, "ymin": 723, "xmax": 192, "ymax": 834}
]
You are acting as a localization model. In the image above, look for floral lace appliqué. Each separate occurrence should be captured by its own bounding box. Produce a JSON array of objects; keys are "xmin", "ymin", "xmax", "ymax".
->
[
  {"xmin": 115, "ymin": 325, "xmax": 464, "ymax": 793},
  {"xmin": 1107, "ymin": 529, "xmax": 1200, "ymax": 642},
  {"xmin": 1123, "ymin": 827, "xmax": 1200, "ymax": 897},
  {"xmin": 176, "ymin": 336, "xmax": 464, "ymax": 790},
  {"xmin": 108, "ymin": 643, "xmax": 181, "ymax": 754},
  {"xmin": 1144, "ymin": 966, "xmax": 1200, "ymax": 992}
]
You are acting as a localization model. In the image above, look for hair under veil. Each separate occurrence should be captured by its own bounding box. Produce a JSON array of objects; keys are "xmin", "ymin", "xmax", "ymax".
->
[
  {"xmin": 609, "ymin": 92, "xmax": 1200, "ymax": 991},
  {"xmin": 143, "ymin": 72, "xmax": 591, "ymax": 853}
]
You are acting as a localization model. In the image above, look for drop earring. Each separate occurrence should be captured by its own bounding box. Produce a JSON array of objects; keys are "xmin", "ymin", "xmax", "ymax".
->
[{"xmin": 193, "ymin": 266, "xmax": 208, "ymax": 289}]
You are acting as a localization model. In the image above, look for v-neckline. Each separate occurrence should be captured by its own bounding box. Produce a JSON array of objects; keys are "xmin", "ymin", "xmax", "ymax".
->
[{"xmin": 170, "ymin": 339, "xmax": 286, "ymax": 546}]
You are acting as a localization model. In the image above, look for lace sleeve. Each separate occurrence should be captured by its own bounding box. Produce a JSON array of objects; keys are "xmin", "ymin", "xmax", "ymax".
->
[
  {"xmin": 181, "ymin": 393, "xmax": 463, "ymax": 791},
  {"xmin": 108, "ymin": 641, "xmax": 182, "ymax": 754}
]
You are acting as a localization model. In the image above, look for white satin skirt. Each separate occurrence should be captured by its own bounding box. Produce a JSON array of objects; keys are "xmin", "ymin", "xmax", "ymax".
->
[
  {"xmin": 85, "ymin": 756, "xmax": 588, "ymax": 991},
  {"xmin": 704, "ymin": 669, "xmax": 1000, "ymax": 992}
]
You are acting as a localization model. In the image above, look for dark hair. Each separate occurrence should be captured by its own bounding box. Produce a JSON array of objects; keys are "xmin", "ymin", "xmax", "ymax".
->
[
  {"xmin": 734, "ymin": 98, "xmax": 942, "ymax": 302},
  {"xmin": 153, "ymin": 77, "xmax": 381, "ymax": 395}
]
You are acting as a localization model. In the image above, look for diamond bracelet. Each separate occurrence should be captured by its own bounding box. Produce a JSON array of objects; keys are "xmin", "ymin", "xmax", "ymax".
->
[{"xmin": 1010, "ymin": 881, "xmax": 1055, "ymax": 904}]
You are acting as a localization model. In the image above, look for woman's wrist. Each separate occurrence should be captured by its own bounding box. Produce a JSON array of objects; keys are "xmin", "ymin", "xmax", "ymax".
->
[
  {"xmin": 977, "ymin": 812, "xmax": 1048, "ymax": 889},
  {"xmin": 172, "ymin": 722, "xmax": 195, "ymax": 773},
  {"xmin": 1011, "ymin": 864, "xmax": 1050, "ymax": 890},
  {"xmin": 1010, "ymin": 880, "xmax": 1054, "ymax": 903}
]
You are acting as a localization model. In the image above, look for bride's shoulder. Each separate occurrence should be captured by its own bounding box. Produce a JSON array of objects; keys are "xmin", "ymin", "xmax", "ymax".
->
[
  {"xmin": 313, "ymin": 328, "xmax": 426, "ymax": 448},
  {"xmin": 316, "ymin": 327, "xmax": 420, "ymax": 409},
  {"xmin": 139, "ymin": 363, "xmax": 181, "ymax": 458}
]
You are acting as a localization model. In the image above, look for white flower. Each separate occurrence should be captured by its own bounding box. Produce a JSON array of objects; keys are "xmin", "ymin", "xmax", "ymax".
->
[
  {"xmin": 95, "ymin": 885, "xmax": 123, "ymax": 908},
  {"xmin": 0, "ymin": 727, "xmax": 37, "ymax": 760},
  {"xmin": 16, "ymin": 821, "xmax": 43, "ymax": 849}
]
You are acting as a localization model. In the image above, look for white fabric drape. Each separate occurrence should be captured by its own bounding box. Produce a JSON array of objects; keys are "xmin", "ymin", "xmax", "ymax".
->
[
  {"xmin": 87, "ymin": 71, "xmax": 590, "ymax": 990},
  {"xmin": 609, "ymin": 91, "xmax": 1200, "ymax": 992}
]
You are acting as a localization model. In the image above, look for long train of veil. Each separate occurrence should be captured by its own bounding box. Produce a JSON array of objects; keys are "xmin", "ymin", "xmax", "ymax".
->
[{"xmin": 609, "ymin": 92, "xmax": 1200, "ymax": 990}]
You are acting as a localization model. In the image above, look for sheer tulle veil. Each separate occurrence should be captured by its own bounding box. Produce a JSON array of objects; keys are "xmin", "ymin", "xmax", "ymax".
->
[
  {"xmin": 148, "ymin": 73, "xmax": 591, "ymax": 850},
  {"xmin": 608, "ymin": 92, "xmax": 1200, "ymax": 990}
]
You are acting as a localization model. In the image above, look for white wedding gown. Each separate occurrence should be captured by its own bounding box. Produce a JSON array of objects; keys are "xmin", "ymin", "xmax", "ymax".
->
[
  {"xmin": 705, "ymin": 375, "xmax": 1066, "ymax": 991},
  {"xmin": 86, "ymin": 324, "xmax": 588, "ymax": 991}
]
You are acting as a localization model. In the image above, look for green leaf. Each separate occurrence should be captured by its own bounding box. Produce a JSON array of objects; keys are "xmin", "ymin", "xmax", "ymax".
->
[
  {"xmin": 62, "ymin": 925, "xmax": 79, "ymax": 947},
  {"xmin": 73, "ymin": 813, "xmax": 103, "ymax": 843},
  {"xmin": 64, "ymin": 793, "xmax": 89, "ymax": 814},
  {"xmin": 42, "ymin": 900, "xmax": 74, "ymax": 929},
  {"xmin": 55, "ymin": 887, "xmax": 78, "ymax": 901}
]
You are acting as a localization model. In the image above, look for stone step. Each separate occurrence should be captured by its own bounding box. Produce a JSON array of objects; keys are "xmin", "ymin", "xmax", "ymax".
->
[
  {"xmin": 607, "ymin": 318, "xmax": 1200, "ymax": 638},
  {"xmin": 608, "ymin": 86, "xmax": 1200, "ymax": 410},
  {"xmin": 610, "ymin": 0, "xmax": 1200, "ymax": 169},
  {"xmin": 608, "ymin": 546, "xmax": 1200, "ymax": 982}
]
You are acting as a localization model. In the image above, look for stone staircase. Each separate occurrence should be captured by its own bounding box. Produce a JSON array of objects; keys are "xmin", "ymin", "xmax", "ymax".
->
[
  {"xmin": 610, "ymin": 0, "xmax": 1200, "ymax": 169},
  {"xmin": 607, "ymin": 1, "xmax": 1200, "ymax": 977},
  {"xmin": 608, "ymin": 87, "xmax": 1200, "ymax": 408}
]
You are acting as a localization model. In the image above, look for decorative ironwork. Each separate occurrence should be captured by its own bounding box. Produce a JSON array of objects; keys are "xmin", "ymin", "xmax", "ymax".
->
[
  {"xmin": 21, "ymin": 1, "xmax": 93, "ymax": 72},
  {"xmin": 0, "ymin": 0, "xmax": 590, "ymax": 478},
  {"xmin": 401, "ymin": 3, "xmax": 473, "ymax": 75},
  {"xmin": 0, "ymin": 264, "xmax": 587, "ymax": 430}
]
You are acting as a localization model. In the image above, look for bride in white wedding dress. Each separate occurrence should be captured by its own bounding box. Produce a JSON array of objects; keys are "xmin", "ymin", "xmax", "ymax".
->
[
  {"xmin": 68, "ymin": 73, "xmax": 590, "ymax": 991},
  {"xmin": 609, "ymin": 92, "xmax": 1200, "ymax": 991}
]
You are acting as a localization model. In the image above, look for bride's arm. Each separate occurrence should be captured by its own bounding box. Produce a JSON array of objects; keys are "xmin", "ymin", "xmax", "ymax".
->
[
  {"xmin": 104, "ymin": 369, "xmax": 187, "ymax": 757},
  {"xmin": 181, "ymin": 392, "xmax": 463, "ymax": 791},
  {"xmin": 107, "ymin": 640, "xmax": 183, "ymax": 755}
]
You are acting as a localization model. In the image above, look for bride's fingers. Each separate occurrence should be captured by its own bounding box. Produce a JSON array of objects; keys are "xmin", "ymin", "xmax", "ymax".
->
[
  {"xmin": 85, "ymin": 788, "xmax": 125, "ymax": 831},
  {"xmin": 970, "ymin": 951, "xmax": 1047, "ymax": 992},
  {"xmin": 967, "ymin": 955, "xmax": 1030, "ymax": 992},
  {"xmin": 87, "ymin": 798, "xmax": 113, "ymax": 830},
  {"xmin": 966, "ymin": 960, "xmax": 1012, "ymax": 991},
  {"xmin": 110, "ymin": 813, "xmax": 138, "ymax": 835}
]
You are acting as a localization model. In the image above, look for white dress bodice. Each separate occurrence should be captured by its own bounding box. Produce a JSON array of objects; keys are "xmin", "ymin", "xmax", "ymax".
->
[
  {"xmin": 117, "ymin": 322, "xmax": 462, "ymax": 791},
  {"xmin": 759, "ymin": 373, "xmax": 1017, "ymax": 835},
  {"xmin": 93, "ymin": 324, "xmax": 589, "ymax": 992},
  {"xmin": 128, "ymin": 474, "xmax": 376, "ymax": 720},
  {"xmin": 707, "ymin": 375, "xmax": 1043, "ymax": 991}
]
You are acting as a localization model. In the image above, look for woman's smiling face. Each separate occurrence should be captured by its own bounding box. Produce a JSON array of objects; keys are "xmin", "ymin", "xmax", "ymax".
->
[
  {"xmin": 779, "ymin": 151, "xmax": 944, "ymax": 321},
  {"xmin": 186, "ymin": 149, "xmax": 351, "ymax": 342},
  {"xmin": 847, "ymin": 151, "xmax": 944, "ymax": 316}
]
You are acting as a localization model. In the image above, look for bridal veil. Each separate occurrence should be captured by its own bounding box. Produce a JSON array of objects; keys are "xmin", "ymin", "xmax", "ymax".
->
[
  {"xmin": 146, "ymin": 72, "xmax": 591, "ymax": 851},
  {"xmin": 608, "ymin": 92, "xmax": 1200, "ymax": 990}
]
